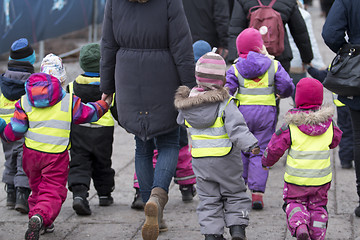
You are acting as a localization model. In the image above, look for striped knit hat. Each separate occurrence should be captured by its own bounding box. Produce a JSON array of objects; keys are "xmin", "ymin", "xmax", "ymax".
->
[{"xmin": 195, "ymin": 52, "xmax": 226, "ymax": 88}]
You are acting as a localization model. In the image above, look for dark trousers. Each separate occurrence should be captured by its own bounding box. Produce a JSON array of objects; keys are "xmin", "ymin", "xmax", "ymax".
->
[
  {"xmin": 349, "ymin": 109, "xmax": 360, "ymax": 200},
  {"xmin": 68, "ymin": 125, "xmax": 115, "ymax": 196},
  {"xmin": 337, "ymin": 106, "xmax": 354, "ymax": 165}
]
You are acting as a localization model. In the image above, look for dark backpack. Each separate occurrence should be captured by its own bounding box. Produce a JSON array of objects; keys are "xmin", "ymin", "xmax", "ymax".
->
[{"xmin": 248, "ymin": 0, "xmax": 285, "ymax": 56}]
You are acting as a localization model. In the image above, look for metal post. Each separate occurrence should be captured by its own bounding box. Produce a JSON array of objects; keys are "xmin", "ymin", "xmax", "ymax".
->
[{"xmin": 39, "ymin": 41, "xmax": 45, "ymax": 64}]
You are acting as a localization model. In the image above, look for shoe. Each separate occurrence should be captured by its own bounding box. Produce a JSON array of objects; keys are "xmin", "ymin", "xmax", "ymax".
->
[
  {"xmin": 296, "ymin": 224, "xmax": 310, "ymax": 240},
  {"xmin": 99, "ymin": 194, "xmax": 114, "ymax": 206},
  {"xmin": 131, "ymin": 188, "xmax": 145, "ymax": 210},
  {"xmin": 341, "ymin": 161, "xmax": 353, "ymax": 169},
  {"xmin": 40, "ymin": 223, "xmax": 55, "ymax": 235},
  {"xmin": 25, "ymin": 214, "xmax": 43, "ymax": 240},
  {"xmin": 73, "ymin": 196, "xmax": 91, "ymax": 216},
  {"xmin": 179, "ymin": 184, "xmax": 197, "ymax": 202},
  {"xmin": 4, "ymin": 184, "xmax": 16, "ymax": 209},
  {"xmin": 251, "ymin": 192, "xmax": 264, "ymax": 210},
  {"xmin": 355, "ymin": 204, "xmax": 360, "ymax": 217},
  {"xmin": 230, "ymin": 225, "xmax": 246, "ymax": 240},
  {"xmin": 15, "ymin": 187, "xmax": 30, "ymax": 214},
  {"xmin": 204, "ymin": 234, "xmax": 226, "ymax": 240}
]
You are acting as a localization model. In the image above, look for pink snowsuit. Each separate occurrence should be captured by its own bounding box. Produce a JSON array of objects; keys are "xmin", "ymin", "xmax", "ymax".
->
[
  {"xmin": 262, "ymin": 106, "xmax": 342, "ymax": 240},
  {"xmin": 0, "ymin": 73, "xmax": 109, "ymax": 228}
]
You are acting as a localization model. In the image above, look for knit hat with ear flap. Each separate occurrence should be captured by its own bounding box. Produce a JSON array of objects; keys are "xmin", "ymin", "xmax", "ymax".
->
[
  {"xmin": 236, "ymin": 28, "xmax": 264, "ymax": 58},
  {"xmin": 195, "ymin": 52, "xmax": 226, "ymax": 88},
  {"xmin": 295, "ymin": 77, "xmax": 324, "ymax": 109},
  {"xmin": 40, "ymin": 53, "xmax": 67, "ymax": 86}
]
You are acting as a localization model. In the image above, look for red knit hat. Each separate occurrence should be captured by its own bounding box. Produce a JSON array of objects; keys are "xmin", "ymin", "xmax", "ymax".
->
[
  {"xmin": 236, "ymin": 28, "xmax": 264, "ymax": 58},
  {"xmin": 295, "ymin": 78, "xmax": 323, "ymax": 109}
]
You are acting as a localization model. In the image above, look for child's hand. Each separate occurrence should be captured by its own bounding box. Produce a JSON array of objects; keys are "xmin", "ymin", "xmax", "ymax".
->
[
  {"xmin": 251, "ymin": 147, "xmax": 260, "ymax": 155},
  {"xmin": 262, "ymin": 165, "xmax": 269, "ymax": 171}
]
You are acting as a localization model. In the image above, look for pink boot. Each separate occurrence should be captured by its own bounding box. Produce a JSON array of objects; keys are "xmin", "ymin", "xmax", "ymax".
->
[{"xmin": 296, "ymin": 224, "xmax": 310, "ymax": 240}]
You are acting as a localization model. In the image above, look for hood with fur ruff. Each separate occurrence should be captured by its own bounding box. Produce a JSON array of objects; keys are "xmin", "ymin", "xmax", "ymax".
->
[
  {"xmin": 284, "ymin": 105, "xmax": 335, "ymax": 136},
  {"xmin": 174, "ymin": 86, "xmax": 230, "ymax": 129}
]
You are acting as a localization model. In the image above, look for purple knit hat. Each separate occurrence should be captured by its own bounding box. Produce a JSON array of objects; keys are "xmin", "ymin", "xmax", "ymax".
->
[{"xmin": 195, "ymin": 52, "xmax": 226, "ymax": 88}]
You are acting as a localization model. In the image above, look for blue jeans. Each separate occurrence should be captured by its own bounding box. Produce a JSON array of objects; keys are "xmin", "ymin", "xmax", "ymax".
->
[{"xmin": 135, "ymin": 127, "xmax": 180, "ymax": 202}]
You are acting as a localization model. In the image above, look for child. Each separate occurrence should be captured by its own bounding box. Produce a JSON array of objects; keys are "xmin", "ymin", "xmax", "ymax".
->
[
  {"xmin": 40, "ymin": 53, "xmax": 67, "ymax": 88},
  {"xmin": 66, "ymin": 43, "xmax": 116, "ymax": 216},
  {"xmin": 262, "ymin": 77, "xmax": 342, "ymax": 240},
  {"xmin": 0, "ymin": 73, "xmax": 111, "ymax": 240},
  {"xmin": 225, "ymin": 28, "xmax": 295, "ymax": 209},
  {"xmin": 175, "ymin": 52, "xmax": 260, "ymax": 240},
  {"xmin": 0, "ymin": 38, "xmax": 34, "ymax": 213},
  {"xmin": 131, "ymin": 40, "xmax": 212, "ymax": 209}
]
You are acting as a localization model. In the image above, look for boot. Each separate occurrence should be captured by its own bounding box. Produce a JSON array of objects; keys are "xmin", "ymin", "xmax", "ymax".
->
[
  {"xmin": 142, "ymin": 187, "xmax": 168, "ymax": 240},
  {"xmin": 251, "ymin": 191, "xmax": 264, "ymax": 210},
  {"xmin": 99, "ymin": 194, "xmax": 114, "ymax": 206},
  {"xmin": 72, "ymin": 185, "xmax": 91, "ymax": 216},
  {"xmin": 179, "ymin": 184, "xmax": 197, "ymax": 202},
  {"xmin": 5, "ymin": 184, "xmax": 16, "ymax": 209},
  {"xmin": 15, "ymin": 187, "xmax": 31, "ymax": 214},
  {"xmin": 25, "ymin": 214, "xmax": 43, "ymax": 240},
  {"xmin": 296, "ymin": 224, "xmax": 310, "ymax": 240},
  {"xmin": 204, "ymin": 234, "xmax": 226, "ymax": 240},
  {"xmin": 355, "ymin": 202, "xmax": 360, "ymax": 217},
  {"xmin": 131, "ymin": 188, "xmax": 145, "ymax": 210},
  {"xmin": 230, "ymin": 225, "xmax": 246, "ymax": 240}
]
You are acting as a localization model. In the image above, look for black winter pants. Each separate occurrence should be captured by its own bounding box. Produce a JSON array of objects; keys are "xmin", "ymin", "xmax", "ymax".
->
[{"xmin": 349, "ymin": 109, "xmax": 360, "ymax": 200}]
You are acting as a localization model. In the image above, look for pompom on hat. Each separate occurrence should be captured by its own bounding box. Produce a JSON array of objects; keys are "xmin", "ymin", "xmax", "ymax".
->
[
  {"xmin": 236, "ymin": 28, "xmax": 264, "ymax": 58},
  {"xmin": 79, "ymin": 43, "xmax": 100, "ymax": 73},
  {"xmin": 9, "ymin": 38, "xmax": 36, "ymax": 65},
  {"xmin": 295, "ymin": 77, "xmax": 323, "ymax": 109},
  {"xmin": 195, "ymin": 52, "xmax": 226, "ymax": 88},
  {"xmin": 193, "ymin": 40, "xmax": 212, "ymax": 62},
  {"xmin": 40, "ymin": 53, "xmax": 67, "ymax": 86}
]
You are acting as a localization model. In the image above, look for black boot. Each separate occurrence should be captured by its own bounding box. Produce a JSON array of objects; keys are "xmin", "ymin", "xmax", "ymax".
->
[
  {"xmin": 72, "ymin": 185, "xmax": 91, "ymax": 216},
  {"xmin": 204, "ymin": 234, "xmax": 226, "ymax": 240},
  {"xmin": 179, "ymin": 184, "xmax": 197, "ymax": 202},
  {"xmin": 230, "ymin": 225, "xmax": 246, "ymax": 240},
  {"xmin": 355, "ymin": 202, "xmax": 360, "ymax": 217},
  {"xmin": 99, "ymin": 194, "xmax": 114, "ymax": 206},
  {"xmin": 15, "ymin": 187, "xmax": 31, "ymax": 214},
  {"xmin": 131, "ymin": 188, "xmax": 145, "ymax": 210},
  {"xmin": 5, "ymin": 184, "xmax": 16, "ymax": 209}
]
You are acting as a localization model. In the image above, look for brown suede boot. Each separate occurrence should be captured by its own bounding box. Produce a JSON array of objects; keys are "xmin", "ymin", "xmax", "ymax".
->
[{"xmin": 142, "ymin": 187, "xmax": 168, "ymax": 240}]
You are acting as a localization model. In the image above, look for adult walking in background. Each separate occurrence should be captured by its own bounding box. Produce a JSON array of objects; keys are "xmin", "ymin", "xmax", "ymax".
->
[
  {"xmin": 100, "ymin": 0, "xmax": 196, "ymax": 239},
  {"xmin": 182, "ymin": 0, "xmax": 229, "ymax": 58},
  {"xmin": 228, "ymin": 0, "xmax": 313, "ymax": 72},
  {"xmin": 322, "ymin": 0, "xmax": 360, "ymax": 218}
]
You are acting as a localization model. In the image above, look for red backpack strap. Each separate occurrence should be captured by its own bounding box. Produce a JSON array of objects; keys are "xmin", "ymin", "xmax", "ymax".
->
[{"xmin": 268, "ymin": 0, "xmax": 277, "ymax": 8}]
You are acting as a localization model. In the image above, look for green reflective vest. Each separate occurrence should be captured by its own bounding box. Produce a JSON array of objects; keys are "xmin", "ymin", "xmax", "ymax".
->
[
  {"xmin": 0, "ymin": 94, "xmax": 17, "ymax": 124},
  {"xmin": 233, "ymin": 60, "xmax": 277, "ymax": 106},
  {"xmin": 285, "ymin": 122, "xmax": 333, "ymax": 186},
  {"xmin": 21, "ymin": 94, "xmax": 72, "ymax": 153},
  {"xmin": 185, "ymin": 98, "xmax": 237, "ymax": 158},
  {"xmin": 68, "ymin": 81, "xmax": 114, "ymax": 127}
]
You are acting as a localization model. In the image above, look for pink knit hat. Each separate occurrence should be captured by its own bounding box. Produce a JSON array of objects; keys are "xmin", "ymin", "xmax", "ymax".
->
[
  {"xmin": 195, "ymin": 52, "xmax": 226, "ymax": 88},
  {"xmin": 236, "ymin": 28, "xmax": 264, "ymax": 58},
  {"xmin": 295, "ymin": 78, "xmax": 323, "ymax": 109}
]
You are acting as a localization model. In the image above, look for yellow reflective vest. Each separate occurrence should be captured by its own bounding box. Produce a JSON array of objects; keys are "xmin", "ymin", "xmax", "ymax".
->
[
  {"xmin": 185, "ymin": 97, "xmax": 237, "ymax": 158},
  {"xmin": 332, "ymin": 93, "xmax": 345, "ymax": 107},
  {"xmin": 0, "ymin": 94, "xmax": 17, "ymax": 124},
  {"xmin": 285, "ymin": 122, "xmax": 333, "ymax": 186},
  {"xmin": 21, "ymin": 94, "xmax": 72, "ymax": 153},
  {"xmin": 233, "ymin": 60, "xmax": 277, "ymax": 106},
  {"xmin": 68, "ymin": 80, "xmax": 114, "ymax": 127}
]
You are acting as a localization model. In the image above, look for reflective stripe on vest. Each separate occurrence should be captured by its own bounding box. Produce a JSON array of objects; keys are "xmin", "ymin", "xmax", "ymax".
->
[
  {"xmin": 332, "ymin": 93, "xmax": 345, "ymax": 107},
  {"xmin": 0, "ymin": 94, "xmax": 17, "ymax": 124},
  {"xmin": 185, "ymin": 98, "xmax": 235, "ymax": 158},
  {"xmin": 233, "ymin": 60, "xmax": 277, "ymax": 106},
  {"xmin": 68, "ymin": 82, "xmax": 114, "ymax": 127},
  {"xmin": 21, "ymin": 94, "xmax": 72, "ymax": 153},
  {"xmin": 285, "ymin": 122, "xmax": 333, "ymax": 186}
]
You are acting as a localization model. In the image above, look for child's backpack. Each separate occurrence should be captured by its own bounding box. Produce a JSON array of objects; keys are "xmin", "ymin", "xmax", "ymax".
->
[{"xmin": 248, "ymin": 0, "xmax": 285, "ymax": 56}]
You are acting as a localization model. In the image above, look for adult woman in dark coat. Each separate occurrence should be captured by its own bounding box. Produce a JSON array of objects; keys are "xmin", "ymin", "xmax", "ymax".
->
[
  {"xmin": 322, "ymin": 0, "xmax": 360, "ymax": 218},
  {"xmin": 228, "ymin": 0, "xmax": 313, "ymax": 72},
  {"xmin": 100, "ymin": 0, "xmax": 196, "ymax": 238}
]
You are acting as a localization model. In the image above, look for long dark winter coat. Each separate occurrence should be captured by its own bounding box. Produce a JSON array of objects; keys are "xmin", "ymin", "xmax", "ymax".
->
[
  {"xmin": 228, "ymin": 0, "xmax": 313, "ymax": 71},
  {"xmin": 100, "ymin": 0, "xmax": 196, "ymax": 141}
]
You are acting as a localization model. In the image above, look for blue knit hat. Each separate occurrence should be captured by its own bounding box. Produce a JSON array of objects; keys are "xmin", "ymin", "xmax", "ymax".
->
[
  {"xmin": 193, "ymin": 40, "xmax": 211, "ymax": 63},
  {"xmin": 9, "ymin": 38, "xmax": 36, "ymax": 65}
]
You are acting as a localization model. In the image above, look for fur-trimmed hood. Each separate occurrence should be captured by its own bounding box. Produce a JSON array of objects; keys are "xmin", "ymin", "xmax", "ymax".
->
[
  {"xmin": 284, "ymin": 105, "xmax": 335, "ymax": 136},
  {"xmin": 174, "ymin": 86, "xmax": 230, "ymax": 129}
]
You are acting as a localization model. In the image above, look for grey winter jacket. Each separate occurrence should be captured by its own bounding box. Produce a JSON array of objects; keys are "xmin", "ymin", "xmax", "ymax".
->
[
  {"xmin": 175, "ymin": 86, "xmax": 258, "ymax": 154},
  {"xmin": 100, "ymin": 0, "xmax": 196, "ymax": 141}
]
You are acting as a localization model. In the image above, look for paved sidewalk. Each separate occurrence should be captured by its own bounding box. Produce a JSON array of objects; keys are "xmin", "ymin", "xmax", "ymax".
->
[{"xmin": 0, "ymin": 1, "xmax": 360, "ymax": 239}]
